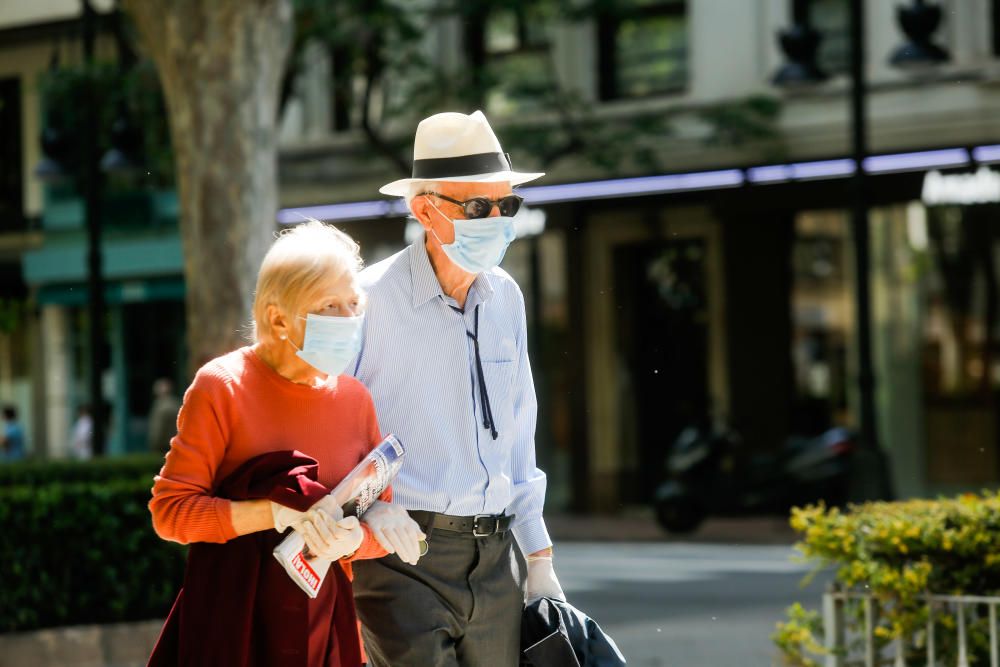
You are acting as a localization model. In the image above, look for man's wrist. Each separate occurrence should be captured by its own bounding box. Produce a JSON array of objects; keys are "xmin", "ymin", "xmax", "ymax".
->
[{"xmin": 527, "ymin": 546, "xmax": 553, "ymax": 560}]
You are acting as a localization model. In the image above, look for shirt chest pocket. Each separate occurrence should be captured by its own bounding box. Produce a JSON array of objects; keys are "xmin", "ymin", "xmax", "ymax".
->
[{"xmin": 481, "ymin": 359, "xmax": 516, "ymax": 437}]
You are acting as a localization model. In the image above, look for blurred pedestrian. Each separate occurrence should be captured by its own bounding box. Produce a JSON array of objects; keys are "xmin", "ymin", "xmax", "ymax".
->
[
  {"xmin": 1, "ymin": 405, "xmax": 25, "ymax": 462},
  {"xmin": 147, "ymin": 378, "xmax": 180, "ymax": 455},
  {"xmin": 70, "ymin": 404, "xmax": 93, "ymax": 460}
]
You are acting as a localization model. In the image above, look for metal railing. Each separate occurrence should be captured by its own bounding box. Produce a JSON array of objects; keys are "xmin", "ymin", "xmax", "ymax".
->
[{"xmin": 823, "ymin": 588, "xmax": 1000, "ymax": 667}]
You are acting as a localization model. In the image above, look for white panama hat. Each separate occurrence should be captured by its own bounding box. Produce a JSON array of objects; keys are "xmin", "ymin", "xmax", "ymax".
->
[{"xmin": 379, "ymin": 110, "xmax": 544, "ymax": 197}]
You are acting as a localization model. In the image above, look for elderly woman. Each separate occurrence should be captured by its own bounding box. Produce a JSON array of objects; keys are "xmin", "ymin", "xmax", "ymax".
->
[{"xmin": 148, "ymin": 220, "xmax": 424, "ymax": 667}]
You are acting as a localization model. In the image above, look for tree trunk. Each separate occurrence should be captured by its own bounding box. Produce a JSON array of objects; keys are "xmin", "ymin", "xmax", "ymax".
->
[{"xmin": 123, "ymin": 0, "xmax": 293, "ymax": 371}]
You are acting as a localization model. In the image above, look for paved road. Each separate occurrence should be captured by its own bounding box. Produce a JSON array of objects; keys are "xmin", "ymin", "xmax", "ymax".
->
[{"xmin": 557, "ymin": 542, "xmax": 830, "ymax": 667}]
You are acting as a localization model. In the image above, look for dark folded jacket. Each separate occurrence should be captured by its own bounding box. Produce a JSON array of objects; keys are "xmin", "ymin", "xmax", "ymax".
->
[
  {"xmin": 521, "ymin": 597, "xmax": 627, "ymax": 667},
  {"xmin": 148, "ymin": 450, "xmax": 362, "ymax": 667}
]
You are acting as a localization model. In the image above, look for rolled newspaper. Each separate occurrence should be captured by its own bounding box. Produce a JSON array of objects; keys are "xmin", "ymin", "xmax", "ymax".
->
[{"xmin": 273, "ymin": 434, "xmax": 419, "ymax": 597}]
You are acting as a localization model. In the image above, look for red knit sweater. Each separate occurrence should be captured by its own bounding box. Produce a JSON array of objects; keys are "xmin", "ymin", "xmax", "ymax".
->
[{"xmin": 150, "ymin": 346, "xmax": 388, "ymax": 563}]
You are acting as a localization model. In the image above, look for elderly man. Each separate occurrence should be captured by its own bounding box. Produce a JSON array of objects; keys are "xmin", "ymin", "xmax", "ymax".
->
[{"xmin": 351, "ymin": 110, "xmax": 565, "ymax": 666}]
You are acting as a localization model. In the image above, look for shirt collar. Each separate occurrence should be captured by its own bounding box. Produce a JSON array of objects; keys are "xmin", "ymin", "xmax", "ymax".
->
[
  {"xmin": 409, "ymin": 236, "xmax": 443, "ymax": 308},
  {"xmin": 408, "ymin": 235, "xmax": 496, "ymax": 309}
]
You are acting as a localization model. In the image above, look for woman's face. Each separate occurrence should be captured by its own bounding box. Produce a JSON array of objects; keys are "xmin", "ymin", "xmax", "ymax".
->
[
  {"xmin": 301, "ymin": 269, "xmax": 365, "ymax": 320},
  {"xmin": 266, "ymin": 268, "xmax": 366, "ymax": 353}
]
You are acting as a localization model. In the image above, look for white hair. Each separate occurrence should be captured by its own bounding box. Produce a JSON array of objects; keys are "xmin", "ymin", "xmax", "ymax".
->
[
  {"xmin": 405, "ymin": 181, "xmax": 440, "ymax": 215},
  {"xmin": 251, "ymin": 219, "xmax": 363, "ymax": 344}
]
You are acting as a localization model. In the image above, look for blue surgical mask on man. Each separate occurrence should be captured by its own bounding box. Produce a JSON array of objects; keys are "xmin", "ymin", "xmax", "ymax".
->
[
  {"xmin": 287, "ymin": 312, "xmax": 364, "ymax": 378},
  {"xmin": 428, "ymin": 201, "xmax": 516, "ymax": 274}
]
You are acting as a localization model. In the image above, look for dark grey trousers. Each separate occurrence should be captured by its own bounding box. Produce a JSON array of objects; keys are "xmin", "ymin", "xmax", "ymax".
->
[{"xmin": 352, "ymin": 527, "xmax": 525, "ymax": 666}]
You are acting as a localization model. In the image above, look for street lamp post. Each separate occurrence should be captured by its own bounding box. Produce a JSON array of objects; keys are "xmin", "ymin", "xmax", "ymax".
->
[
  {"xmin": 36, "ymin": 0, "xmax": 135, "ymax": 456},
  {"xmin": 80, "ymin": 0, "xmax": 106, "ymax": 457},
  {"xmin": 846, "ymin": 0, "xmax": 892, "ymax": 500}
]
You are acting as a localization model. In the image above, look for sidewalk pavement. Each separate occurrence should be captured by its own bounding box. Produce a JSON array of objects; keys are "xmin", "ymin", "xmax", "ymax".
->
[{"xmin": 545, "ymin": 511, "xmax": 798, "ymax": 545}]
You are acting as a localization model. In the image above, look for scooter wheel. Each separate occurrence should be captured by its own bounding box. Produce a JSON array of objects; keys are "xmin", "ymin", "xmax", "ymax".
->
[{"xmin": 654, "ymin": 496, "xmax": 705, "ymax": 534}]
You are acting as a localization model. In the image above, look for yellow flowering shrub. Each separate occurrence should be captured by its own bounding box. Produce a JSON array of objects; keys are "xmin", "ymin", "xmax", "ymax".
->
[{"xmin": 774, "ymin": 492, "xmax": 1000, "ymax": 665}]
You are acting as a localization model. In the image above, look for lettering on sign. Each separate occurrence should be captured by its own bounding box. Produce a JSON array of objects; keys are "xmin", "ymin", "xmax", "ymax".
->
[{"xmin": 922, "ymin": 167, "xmax": 1000, "ymax": 205}]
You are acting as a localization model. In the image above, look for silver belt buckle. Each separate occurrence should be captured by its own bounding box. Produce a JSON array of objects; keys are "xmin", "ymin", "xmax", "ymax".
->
[{"xmin": 473, "ymin": 514, "xmax": 497, "ymax": 537}]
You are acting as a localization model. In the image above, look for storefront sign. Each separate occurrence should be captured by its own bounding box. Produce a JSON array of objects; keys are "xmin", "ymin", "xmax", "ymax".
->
[{"xmin": 922, "ymin": 167, "xmax": 1000, "ymax": 205}]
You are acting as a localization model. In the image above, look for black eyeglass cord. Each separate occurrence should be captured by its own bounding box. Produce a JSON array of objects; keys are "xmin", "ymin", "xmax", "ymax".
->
[{"xmin": 452, "ymin": 304, "xmax": 498, "ymax": 440}]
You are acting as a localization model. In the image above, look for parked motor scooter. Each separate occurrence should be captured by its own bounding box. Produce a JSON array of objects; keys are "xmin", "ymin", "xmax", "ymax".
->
[{"xmin": 652, "ymin": 423, "xmax": 857, "ymax": 534}]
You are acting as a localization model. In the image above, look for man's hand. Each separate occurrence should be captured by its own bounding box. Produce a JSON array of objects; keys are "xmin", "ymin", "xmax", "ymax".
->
[
  {"xmin": 361, "ymin": 500, "xmax": 426, "ymax": 565},
  {"xmin": 525, "ymin": 549, "xmax": 566, "ymax": 603}
]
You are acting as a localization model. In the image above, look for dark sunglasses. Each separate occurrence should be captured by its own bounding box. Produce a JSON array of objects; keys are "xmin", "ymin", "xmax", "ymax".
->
[{"xmin": 424, "ymin": 192, "xmax": 524, "ymax": 219}]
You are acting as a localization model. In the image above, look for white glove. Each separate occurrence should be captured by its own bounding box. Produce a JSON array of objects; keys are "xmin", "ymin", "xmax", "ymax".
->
[
  {"xmin": 525, "ymin": 556, "xmax": 566, "ymax": 604},
  {"xmin": 298, "ymin": 507, "xmax": 365, "ymax": 561},
  {"xmin": 310, "ymin": 494, "xmax": 344, "ymax": 517},
  {"xmin": 272, "ymin": 494, "xmax": 345, "ymax": 532},
  {"xmin": 271, "ymin": 501, "xmax": 306, "ymax": 533},
  {"xmin": 361, "ymin": 500, "xmax": 426, "ymax": 565}
]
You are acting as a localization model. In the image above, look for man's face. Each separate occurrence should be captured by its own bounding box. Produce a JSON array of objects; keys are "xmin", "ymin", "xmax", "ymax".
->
[{"xmin": 418, "ymin": 180, "xmax": 514, "ymax": 244}]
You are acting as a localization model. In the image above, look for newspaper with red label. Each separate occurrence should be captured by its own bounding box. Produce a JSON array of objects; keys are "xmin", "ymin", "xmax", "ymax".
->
[{"xmin": 273, "ymin": 434, "xmax": 405, "ymax": 597}]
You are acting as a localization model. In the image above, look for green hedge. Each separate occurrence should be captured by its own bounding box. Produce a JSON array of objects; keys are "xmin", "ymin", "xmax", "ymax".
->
[
  {"xmin": 0, "ymin": 477, "xmax": 185, "ymax": 633},
  {"xmin": 0, "ymin": 454, "xmax": 163, "ymax": 487},
  {"xmin": 774, "ymin": 492, "xmax": 1000, "ymax": 666}
]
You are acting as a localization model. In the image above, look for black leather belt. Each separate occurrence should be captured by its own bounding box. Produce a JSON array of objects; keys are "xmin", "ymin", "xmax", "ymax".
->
[{"xmin": 408, "ymin": 510, "xmax": 515, "ymax": 537}]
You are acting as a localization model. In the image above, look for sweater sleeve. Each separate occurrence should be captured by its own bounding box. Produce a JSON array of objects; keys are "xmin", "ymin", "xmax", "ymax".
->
[
  {"xmin": 344, "ymin": 391, "xmax": 391, "ymax": 562},
  {"xmin": 149, "ymin": 376, "xmax": 237, "ymax": 544}
]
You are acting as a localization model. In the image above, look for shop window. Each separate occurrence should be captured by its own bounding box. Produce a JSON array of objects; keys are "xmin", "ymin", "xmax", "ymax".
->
[
  {"xmin": 597, "ymin": 0, "xmax": 688, "ymax": 101},
  {"xmin": 0, "ymin": 78, "xmax": 23, "ymax": 232},
  {"xmin": 904, "ymin": 204, "xmax": 1000, "ymax": 485},
  {"xmin": 790, "ymin": 211, "xmax": 853, "ymax": 435},
  {"xmin": 921, "ymin": 206, "xmax": 1000, "ymax": 397}
]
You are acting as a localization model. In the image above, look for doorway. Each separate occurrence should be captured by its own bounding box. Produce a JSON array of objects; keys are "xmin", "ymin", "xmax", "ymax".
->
[{"xmin": 613, "ymin": 239, "xmax": 710, "ymax": 502}]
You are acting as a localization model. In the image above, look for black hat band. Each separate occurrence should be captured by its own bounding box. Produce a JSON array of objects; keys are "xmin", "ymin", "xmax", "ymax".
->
[{"xmin": 411, "ymin": 152, "xmax": 512, "ymax": 179}]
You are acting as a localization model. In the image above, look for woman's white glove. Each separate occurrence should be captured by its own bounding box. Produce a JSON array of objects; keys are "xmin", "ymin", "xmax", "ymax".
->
[
  {"xmin": 525, "ymin": 556, "xmax": 566, "ymax": 603},
  {"xmin": 271, "ymin": 495, "xmax": 342, "ymax": 533},
  {"xmin": 361, "ymin": 500, "xmax": 426, "ymax": 565},
  {"xmin": 298, "ymin": 505, "xmax": 365, "ymax": 561},
  {"xmin": 271, "ymin": 501, "xmax": 306, "ymax": 533}
]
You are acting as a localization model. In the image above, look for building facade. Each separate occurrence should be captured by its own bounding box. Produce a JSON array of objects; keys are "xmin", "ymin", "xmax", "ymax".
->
[
  {"xmin": 276, "ymin": 0, "xmax": 1000, "ymax": 511},
  {"xmin": 4, "ymin": 1, "xmax": 1000, "ymax": 515},
  {"xmin": 0, "ymin": 0, "xmax": 187, "ymax": 458}
]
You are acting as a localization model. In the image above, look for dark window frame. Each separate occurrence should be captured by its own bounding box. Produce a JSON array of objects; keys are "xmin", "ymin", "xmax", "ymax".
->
[
  {"xmin": 597, "ymin": 0, "xmax": 688, "ymax": 102},
  {"xmin": 463, "ymin": 4, "xmax": 554, "ymax": 110},
  {"xmin": 329, "ymin": 44, "xmax": 354, "ymax": 133},
  {"xmin": 0, "ymin": 77, "xmax": 24, "ymax": 233},
  {"xmin": 993, "ymin": 0, "xmax": 1000, "ymax": 57}
]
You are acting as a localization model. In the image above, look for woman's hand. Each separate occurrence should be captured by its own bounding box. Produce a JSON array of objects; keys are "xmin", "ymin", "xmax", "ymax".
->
[
  {"xmin": 271, "ymin": 495, "xmax": 342, "ymax": 533},
  {"xmin": 271, "ymin": 501, "xmax": 307, "ymax": 533},
  {"xmin": 361, "ymin": 500, "xmax": 426, "ymax": 565},
  {"xmin": 298, "ymin": 508, "xmax": 365, "ymax": 561}
]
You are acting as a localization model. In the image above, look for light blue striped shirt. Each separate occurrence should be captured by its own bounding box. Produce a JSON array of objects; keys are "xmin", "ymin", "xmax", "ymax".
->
[{"xmin": 352, "ymin": 237, "xmax": 551, "ymax": 556}]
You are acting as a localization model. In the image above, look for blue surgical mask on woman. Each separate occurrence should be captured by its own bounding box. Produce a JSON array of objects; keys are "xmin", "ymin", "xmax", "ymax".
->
[
  {"xmin": 428, "ymin": 202, "xmax": 516, "ymax": 274},
  {"xmin": 286, "ymin": 312, "xmax": 364, "ymax": 378}
]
